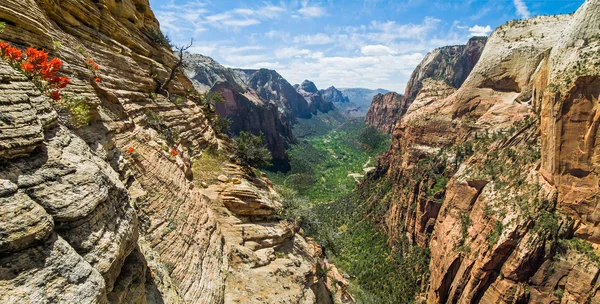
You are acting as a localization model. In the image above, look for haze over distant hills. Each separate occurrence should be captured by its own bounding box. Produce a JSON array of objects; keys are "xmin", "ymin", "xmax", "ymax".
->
[{"xmin": 337, "ymin": 87, "xmax": 389, "ymax": 117}]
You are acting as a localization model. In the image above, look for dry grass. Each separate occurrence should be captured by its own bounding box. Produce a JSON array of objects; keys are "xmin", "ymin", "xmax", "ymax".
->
[{"xmin": 192, "ymin": 151, "xmax": 228, "ymax": 183}]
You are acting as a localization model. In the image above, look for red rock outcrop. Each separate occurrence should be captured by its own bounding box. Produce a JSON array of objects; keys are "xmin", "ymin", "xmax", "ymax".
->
[
  {"xmin": 360, "ymin": 1, "xmax": 600, "ymax": 303},
  {"xmin": 0, "ymin": 1, "xmax": 350, "ymax": 303},
  {"xmin": 184, "ymin": 54, "xmax": 294, "ymax": 172},
  {"xmin": 364, "ymin": 92, "xmax": 409, "ymax": 133},
  {"xmin": 364, "ymin": 37, "xmax": 486, "ymax": 134},
  {"xmin": 404, "ymin": 36, "xmax": 487, "ymax": 102},
  {"xmin": 236, "ymin": 68, "xmax": 313, "ymax": 120}
]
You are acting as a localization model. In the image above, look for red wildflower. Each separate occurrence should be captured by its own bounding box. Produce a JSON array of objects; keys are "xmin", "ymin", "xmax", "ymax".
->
[
  {"xmin": 94, "ymin": 77, "xmax": 101, "ymax": 83},
  {"xmin": 127, "ymin": 147, "xmax": 135, "ymax": 153},
  {"xmin": 56, "ymin": 76, "xmax": 70, "ymax": 89},
  {"xmin": 5, "ymin": 46, "xmax": 22, "ymax": 62},
  {"xmin": 25, "ymin": 47, "xmax": 48, "ymax": 67},
  {"xmin": 87, "ymin": 58, "xmax": 99, "ymax": 70},
  {"xmin": 48, "ymin": 90, "xmax": 61, "ymax": 101},
  {"xmin": 0, "ymin": 41, "xmax": 10, "ymax": 56},
  {"xmin": 20, "ymin": 62, "xmax": 34, "ymax": 74},
  {"xmin": 170, "ymin": 149, "xmax": 178, "ymax": 156},
  {"xmin": 41, "ymin": 57, "xmax": 62, "ymax": 76}
]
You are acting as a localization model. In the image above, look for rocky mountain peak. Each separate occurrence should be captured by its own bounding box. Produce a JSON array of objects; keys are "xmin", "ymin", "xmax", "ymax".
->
[
  {"xmin": 238, "ymin": 68, "xmax": 313, "ymax": 119},
  {"xmin": 403, "ymin": 36, "xmax": 487, "ymax": 101},
  {"xmin": 364, "ymin": 91, "xmax": 407, "ymax": 133},
  {"xmin": 365, "ymin": 36, "xmax": 487, "ymax": 133},
  {"xmin": 183, "ymin": 55, "xmax": 295, "ymax": 171},
  {"xmin": 300, "ymin": 80, "xmax": 319, "ymax": 93},
  {"xmin": 295, "ymin": 80, "xmax": 335, "ymax": 114},
  {"xmin": 320, "ymin": 86, "xmax": 350, "ymax": 104}
]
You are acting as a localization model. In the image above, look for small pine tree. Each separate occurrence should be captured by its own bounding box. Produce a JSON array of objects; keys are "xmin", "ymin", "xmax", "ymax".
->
[
  {"xmin": 213, "ymin": 116, "xmax": 231, "ymax": 134},
  {"xmin": 233, "ymin": 131, "xmax": 272, "ymax": 167}
]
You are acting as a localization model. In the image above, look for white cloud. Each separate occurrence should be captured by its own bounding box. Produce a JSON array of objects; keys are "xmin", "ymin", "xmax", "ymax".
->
[
  {"xmin": 297, "ymin": 1, "xmax": 326, "ymax": 18},
  {"xmin": 309, "ymin": 52, "xmax": 324, "ymax": 59},
  {"xmin": 361, "ymin": 45, "xmax": 396, "ymax": 56},
  {"xmin": 205, "ymin": 12, "xmax": 260, "ymax": 28},
  {"xmin": 229, "ymin": 46, "xmax": 265, "ymax": 53},
  {"xmin": 154, "ymin": 2, "xmax": 478, "ymax": 92},
  {"xmin": 156, "ymin": 2, "xmax": 288, "ymax": 33},
  {"xmin": 243, "ymin": 61, "xmax": 287, "ymax": 69},
  {"xmin": 275, "ymin": 47, "xmax": 313, "ymax": 59},
  {"xmin": 293, "ymin": 33, "xmax": 335, "ymax": 45},
  {"xmin": 362, "ymin": 17, "xmax": 441, "ymax": 43},
  {"xmin": 258, "ymin": 5, "xmax": 287, "ymax": 18},
  {"xmin": 470, "ymin": 7, "xmax": 491, "ymax": 21},
  {"xmin": 234, "ymin": 5, "xmax": 286, "ymax": 19},
  {"xmin": 468, "ymin": 25, "xmax": 492, "ymax": 36},
  {"xmin": 188, "ymin": 45, "xmax": 218, "ymax": 55},
  {"xmin": 275, "ymin": 52, "xmax": 425, "ymax": 92},
  {"xmin": 513, "ymin": 0, "xmax": 531, "ymax": 19}
]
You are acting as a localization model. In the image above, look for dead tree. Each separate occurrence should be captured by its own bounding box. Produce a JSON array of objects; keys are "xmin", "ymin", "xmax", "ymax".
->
[{"xmin": 158, "ymin": 38, "xmax": 193, "ymax": 96}]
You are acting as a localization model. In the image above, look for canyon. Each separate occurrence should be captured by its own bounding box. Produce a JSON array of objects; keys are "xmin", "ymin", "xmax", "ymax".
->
[
  {"xmin": 1, "ymin": 0, "xmax": 600, "ymax": 303},
  {"xmin": 361, "ymin": 0, "xmax": 600, "ymax": 303},
  {"xmin": 0, "ymin": 1, "xmax": 350, "ymax": 303}
]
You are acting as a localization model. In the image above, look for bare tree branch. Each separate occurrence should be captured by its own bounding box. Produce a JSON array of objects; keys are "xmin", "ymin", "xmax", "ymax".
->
[{"xmin": 159, "ymin": 38, "xmax": 193, "ymax": 95}]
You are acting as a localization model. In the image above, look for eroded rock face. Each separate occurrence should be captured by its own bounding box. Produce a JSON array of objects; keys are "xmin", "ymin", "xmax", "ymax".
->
[
  {"xmin": 364, "ymin": 37, "xmax": 486, "ymax": 135},
  {"xmin": 0, "ymin": 1, "xmax": 350, "ymax": 303},
  {"xmin": 296, "ymin": 80, "xmax": 335, "ymax": 114},
  {"xmin": 364, "ymin": 92, "xmax": 408, "ymax": 133},
  {"xmin": 236, "ymin": 68, "xmax": 313, "ymax": 120},
  {"xmin": 360, "ymin": 1, "xmax": 600, "ymax": 302},
  {"xmin": 0, "ymin": 59, "xmax": 135, "ymax": 302},
  {"xmin": 404, "ymin": 36, "xmax": 487, "ymax": 102},
  {"xmin": 320, "ymin": 86, "xmax": 350, "ymax": 104},
  {"xmin": 184, "ymin": 54, "xmax": 294, "ymax": 172}
]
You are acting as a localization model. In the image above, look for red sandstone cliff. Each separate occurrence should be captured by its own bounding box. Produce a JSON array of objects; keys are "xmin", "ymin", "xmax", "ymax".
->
[
  {"xmin": 364, "ymin": 37, "xmax": 486, "ymax": 134},
  {"xmin": 361, "ymin": 1, "xmax": 600, "ymax": 302},
  {"xmin": 364, "ymin": 92, "xmax": 409, "ymax": 133},
  {"xmin": 0, "ymin": 1, "xmax": 349, "ymax": 303}
]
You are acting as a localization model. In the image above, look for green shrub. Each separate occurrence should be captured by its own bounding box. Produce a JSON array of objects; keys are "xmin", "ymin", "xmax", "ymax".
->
[
  {"xmin": 59, "ymin": 95, "xmax": 93, "ymax": 128},
  {"xmin": 557, "ymin": 238, "xmax": 600, "ymax": 267},
  {"xmin": 233, "ymin": 131, "xmax": 272, "ymax": 167},
  {"xmin": 192, "ymin": 150, "xmax": 228, "ymax": 183},
  {"xmin": 212, "ymin": 116, "xmax": 231, "ymax": 134},
  {"xmin": 169, "ymin": 94, "xmax": 184, "ymax": 104},
  {"xmin": 487, "ymin": 220, "xmax": 503, "ymax": 247},
  {"xmin": 275, "ymin": 185, "xmax": 312, "ymax": 227},
  {"xmin": 147, "ymin": 26, "xmax": 171, "ymax": 48},
  {"xmin": 358, "ymin": 125, "xmax": 389, "ymax": 150},
  {"xmin": 203, "ymin": 91, "xmax": 226, "ymax": 106},
  {"xmin": 145, "ymin": 110, "xmax": 180, "ymax": 144}
]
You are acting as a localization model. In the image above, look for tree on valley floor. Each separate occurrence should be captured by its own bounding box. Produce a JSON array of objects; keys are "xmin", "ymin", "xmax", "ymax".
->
[
  {"xmin": 232, "ymin": 131, "xmax": 272, "ymax": 167},
  {"xmin": 358, "ymin": 125, "xmax": 388, "ymax": 150}
]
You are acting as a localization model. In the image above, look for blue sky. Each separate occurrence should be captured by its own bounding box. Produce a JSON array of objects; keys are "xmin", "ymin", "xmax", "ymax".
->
[{"xmin": 149, "ymin": 0, "xmax": 583, "ymax": 92}]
